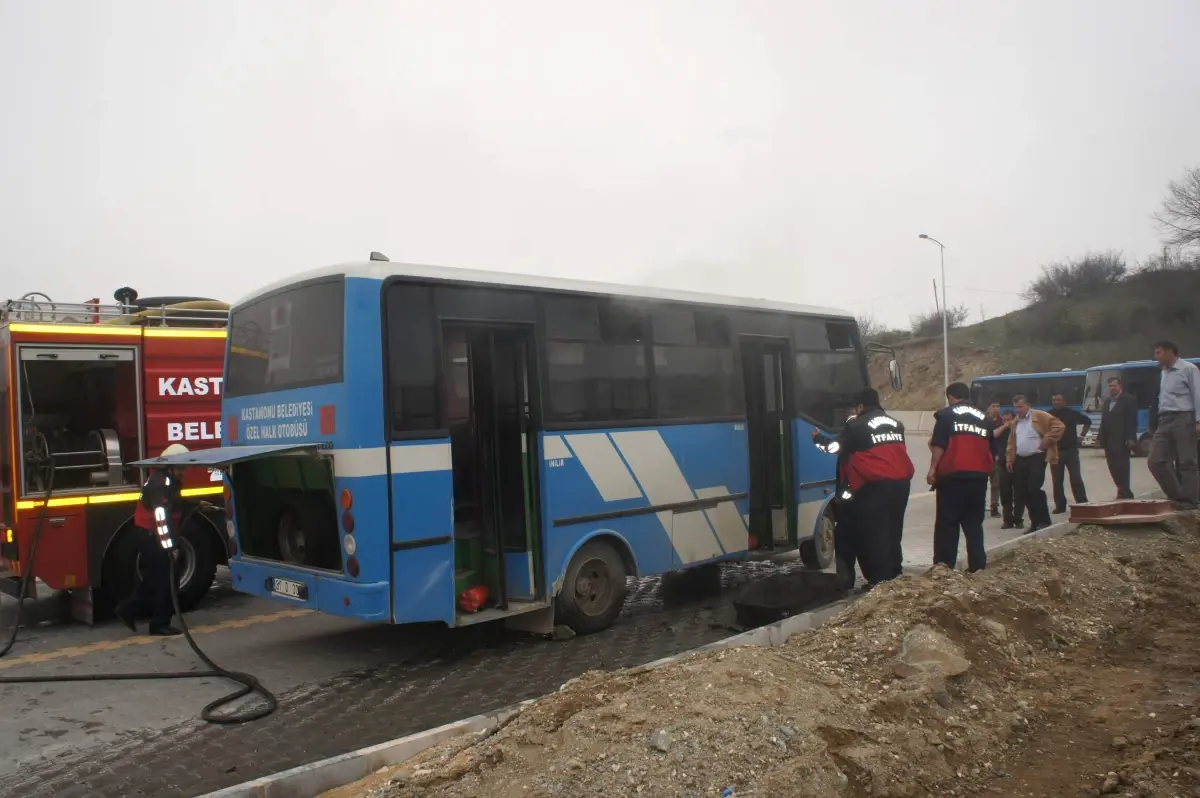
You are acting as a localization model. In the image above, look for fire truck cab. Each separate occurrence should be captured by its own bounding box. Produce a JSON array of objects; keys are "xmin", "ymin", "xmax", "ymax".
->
[{"xmin": 0, "ymin": 289, "xmax": 230, "ymax": 622}]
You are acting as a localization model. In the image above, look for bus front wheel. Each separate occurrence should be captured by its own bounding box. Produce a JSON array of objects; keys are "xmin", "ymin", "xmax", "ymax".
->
[
  {"xmin": 555, "ymin": 540, "xmax": 628, "ymax": 635},
  {"xmin": 799, "ymin": 508, "xmax": 836, "ymax": 570}
]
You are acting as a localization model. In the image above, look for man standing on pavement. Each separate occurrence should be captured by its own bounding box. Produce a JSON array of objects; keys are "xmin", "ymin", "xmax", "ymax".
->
[
  {"xmin": 1098, "ymin": 376, "xmax": 1138, "ymax": 500},
  {"xmin": 986, "ymin": 402, "xmax": 1003, "ymax": 518},
  {"xmin": 927, "ymin": 382, "xmax": 993, "ymax": 572},
  {"xmin": 993, "ymin": 410, "xmax": 1017, "ymax": 527},
  {"xmin": 1006, "ymin": 394, "xmax": 1065, "ymax": 533},
  {"xmin": 1048, "ymin": 393, "xmax": 1091, "ymax": 514},
  {"xmin": 811, "ymin": 389, "xmax": 914, "ymax": 589},
  {"xmin": 1148, "ymin": 341, "xmax": 1200, "ymax": 510}
]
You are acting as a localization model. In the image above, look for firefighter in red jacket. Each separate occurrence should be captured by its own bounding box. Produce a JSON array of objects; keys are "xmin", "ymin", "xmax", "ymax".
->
[
  {"xmin": 927, "ymin": 382, "xmax": 994, "ymax": 572},
  {"xmin": 115, "ymin": 443, "xmax": 190, "ymax": 636},
  {"xmin": 812, "ymin": 389, "xmax": 915, "ymax": 589}
]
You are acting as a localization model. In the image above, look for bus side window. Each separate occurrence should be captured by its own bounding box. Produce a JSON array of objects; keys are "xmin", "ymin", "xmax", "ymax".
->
[
  {"xmin": 385, "ymin": 283, "xmax": 440, "ymax": 435},
  {"xmin": 543, "ymin": 297, "xmax": 650, "ymax": 423}
]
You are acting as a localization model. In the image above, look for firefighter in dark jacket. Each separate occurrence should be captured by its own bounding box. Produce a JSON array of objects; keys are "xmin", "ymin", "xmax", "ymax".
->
[
  {"xmin": 927, "ymin": 382, "xmax": 994, "ymax": 572},
  {"xmin": 812, "ymin": 389, "xmax": 915, "ymax": 589},
  {"xmin": 115, "ymin": 443, "xmax": 191, "ymax": 637}
]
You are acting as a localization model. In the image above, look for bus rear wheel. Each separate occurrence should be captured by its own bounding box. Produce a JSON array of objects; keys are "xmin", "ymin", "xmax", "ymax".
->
[{"xmin": 555, "ymin": 540, "xmax": 628, "ymax": 635}]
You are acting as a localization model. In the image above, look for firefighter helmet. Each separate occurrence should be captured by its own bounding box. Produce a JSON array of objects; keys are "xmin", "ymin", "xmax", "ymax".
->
[{"xmin": 161, "ymin": 443, "xmax": 190, "ymax": 457}]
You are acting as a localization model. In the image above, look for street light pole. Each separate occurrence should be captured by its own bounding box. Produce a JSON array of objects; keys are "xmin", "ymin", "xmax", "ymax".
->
[{"xmin": 918, "ymin": 233, "xmax": 949, "ymax": 404}]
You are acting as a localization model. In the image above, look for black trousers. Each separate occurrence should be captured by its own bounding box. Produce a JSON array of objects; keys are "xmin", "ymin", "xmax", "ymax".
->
[
  {"xmin": 1051, "ymin": 447, "xmax": 1088, "ymax": 511},
  {"xmin": 1012, "ymin": 452, "xmax": 1051, "ymax": 529},
  {"xmin": 934, "ymin": 477, "xmax": 988, "ymax": 572},
  {"xmin": 992, "ymin": 458, "xmax": 1015, "ymax": 524},
  {"xmin": 119, "ymin": 527, "xmax": 174, "ymax": 630},
  {"xmin": 836, "ymin": 479, "xmax": 910, "ymax": 587},
  {"xmin": 1105, "ymin": 446, "xmax": 1133, "ymax": 499}
]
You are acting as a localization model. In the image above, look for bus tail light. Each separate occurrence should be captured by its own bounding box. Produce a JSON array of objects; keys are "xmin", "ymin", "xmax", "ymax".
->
[
  {"xmin": 342, "ymin": 533, "xmax": 357, "ymax": 556},
  {"xmin": 346, "ymin": 556, "xmax": 360, "ymax": 578},
  {"xmin": 340, "ymin": 488, "xmax": 352, "ymax": 511}
]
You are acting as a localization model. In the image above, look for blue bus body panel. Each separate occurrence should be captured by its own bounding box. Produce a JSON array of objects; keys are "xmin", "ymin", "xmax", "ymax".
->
[
  {"xmin": 388, "ymin": 440, "xmax": 456, "ymax": 626},
  {"xmin": 539, "ymin": 423, "xmax": 752, "ymax": 585},
  {"xmin": 792, "ymin": 418, "xmax": 838, "ymax": 539}
]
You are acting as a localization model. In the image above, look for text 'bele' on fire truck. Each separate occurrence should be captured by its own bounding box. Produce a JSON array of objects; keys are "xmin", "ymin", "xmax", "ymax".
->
[{"xmin": 0, "ymin": 288, "xmax": 230, "ymax": 622}]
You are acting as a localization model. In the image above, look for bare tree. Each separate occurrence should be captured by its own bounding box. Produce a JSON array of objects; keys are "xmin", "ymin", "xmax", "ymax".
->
[
  {"xmin": 1154, "ymin": 166, "xmax": 1200, "ymax": 249},
  {"xmin": 910, "ymin": 304, "xmax": 970, "ymax": 338},
  {"xmin": 855, "ymin": 313, "xmax": 886, "ymax": 341},
  {"xmin": 1020, "ymin": 251, "xmax": 1127, "ymax": 303}
]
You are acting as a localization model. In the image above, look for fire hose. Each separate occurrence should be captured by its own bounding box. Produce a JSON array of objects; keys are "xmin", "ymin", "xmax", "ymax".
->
[{"xmin": 0, "ymin": 465, "xmax": 277, "ymax": 724}]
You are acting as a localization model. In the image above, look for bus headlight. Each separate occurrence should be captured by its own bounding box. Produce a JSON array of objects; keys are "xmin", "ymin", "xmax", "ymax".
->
[{"xmin": 343, "ymin": 534, "xmax": 357, "ymax": 556}]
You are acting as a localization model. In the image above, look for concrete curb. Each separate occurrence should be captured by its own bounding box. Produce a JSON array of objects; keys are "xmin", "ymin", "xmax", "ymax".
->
[{"xmin": 199, "ymin": 488, "xmax": 1161, "ymax": 798}]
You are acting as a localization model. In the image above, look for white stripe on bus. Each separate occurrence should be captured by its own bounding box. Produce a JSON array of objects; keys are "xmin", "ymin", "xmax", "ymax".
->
[
  {"xmin": 610, "ymin": 429, "xmax": 723, "ymax": 565},
  {"xmin": 694, "ymin": 485, "xmax": 749, "ymax": 553},
  {"xmin": 332, "ymin": 448, "xmax": 388, "ymax": 478},
  {"xmin": 388, "ymin": 442, "xmax": 453, "ymax": 474},
  {"xmin": 562, "ymin": 433, "xmax": 643, "ymax": 502},
  {"xmin": 541, "ymin": 435, "xmax": 573, "ymax": 461}
]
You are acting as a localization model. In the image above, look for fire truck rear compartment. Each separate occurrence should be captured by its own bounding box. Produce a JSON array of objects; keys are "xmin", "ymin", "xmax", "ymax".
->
[
  {"xmin": 230, "ymin": 455, "xmax": 342, "ymax": 571},
  {"xmin": 18, "ymin": 347, "xmax": 141, "ymax": 494}
]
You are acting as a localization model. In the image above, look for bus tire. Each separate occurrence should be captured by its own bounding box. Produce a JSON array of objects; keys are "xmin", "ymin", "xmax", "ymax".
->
[
  {"xmin": 800, "ymin": 508, "xmax": 836, "ymax": 570},
  {"xmin": 99, "ymin": 519, "xmax": 218, "ymax": 612},
  {"xmin": 555, "ymin": 540, "xmax": 628, "ymax": 635},
  {"xmin": 275, "ymin": 491, "xmax": 339, "ymax": 568}
]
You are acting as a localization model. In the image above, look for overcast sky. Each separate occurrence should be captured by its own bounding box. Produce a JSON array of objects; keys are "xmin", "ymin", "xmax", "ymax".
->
[{"xmin": 2, "ymin": 0, "xmax": 1197, "ymax": 328}]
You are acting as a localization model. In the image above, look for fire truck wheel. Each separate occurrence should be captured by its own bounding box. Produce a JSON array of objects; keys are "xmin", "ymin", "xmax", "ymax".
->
[
  {"xmin": 554, "ymin": 540, "xmax": 628, "ymax": 635},
  {"xmin": 101, "ymin": 520, "xmax": 219, "ymax": 612},
  {"xmin": 175, "ymin": 517, "xmax": 220, "ymax": 611}
]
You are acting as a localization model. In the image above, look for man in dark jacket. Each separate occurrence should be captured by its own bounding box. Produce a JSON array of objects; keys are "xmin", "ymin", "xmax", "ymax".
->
[
  {"xmin": 1098, "ymin": 377, "xmax": 1138, "ymax": 499},
  {"xmin": 927, "ymin": 382, "xmax": 994, "ymax": 572},
  {"xmin": 986, "ymin": 403, "xmax": 1003, "ymax": 517},
  {"xmin": 992, "ymin": 410, "xmax": 1017, "ymax": 527},
  {"xmin": 1048, "ymin": 393, "xmax": 1091, "ymax": 513},
  {"xmin": 812, "ymin": 389, "xmax": 915, "ymax": 589}
]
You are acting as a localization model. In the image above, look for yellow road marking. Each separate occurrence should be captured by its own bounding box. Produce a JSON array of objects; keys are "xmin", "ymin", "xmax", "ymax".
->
[{"xmin": 0, "ymin": 608, "xmax": 312, "ymax": 671}]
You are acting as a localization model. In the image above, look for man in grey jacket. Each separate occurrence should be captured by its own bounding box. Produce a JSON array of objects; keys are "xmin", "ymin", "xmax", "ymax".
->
[{"xmin": 1149, "ymin": 341, "xmax": 1200, "ymax": 510}]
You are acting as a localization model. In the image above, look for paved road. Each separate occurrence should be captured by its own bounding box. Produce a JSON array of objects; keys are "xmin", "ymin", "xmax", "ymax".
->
[{"xmin": 0, "ymin": 443, "xmax": 1156, "ymax": 797}]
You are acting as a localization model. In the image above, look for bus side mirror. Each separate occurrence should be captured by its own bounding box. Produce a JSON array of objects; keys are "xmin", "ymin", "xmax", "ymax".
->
[{"xmin": 889, "ymin": 358, "xmax": 903, "ymax": 391}]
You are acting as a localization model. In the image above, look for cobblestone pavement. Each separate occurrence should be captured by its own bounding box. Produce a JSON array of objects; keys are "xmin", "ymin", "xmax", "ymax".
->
[{"xmin": 0, "ymin": 560, "xmax": 815, "ymax": 798}]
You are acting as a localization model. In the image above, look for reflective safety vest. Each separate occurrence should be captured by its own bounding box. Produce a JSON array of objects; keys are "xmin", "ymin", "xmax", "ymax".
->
[
  {"xmin": 133, "ymin": 470, "xmax": 183, "ymax": 532},
  {"xmin": 931, "ymin": 403, "xmax": 994, "ymax": 479}
]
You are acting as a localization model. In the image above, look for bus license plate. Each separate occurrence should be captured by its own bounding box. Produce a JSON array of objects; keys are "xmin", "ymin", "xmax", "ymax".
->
[{"xmin": 270, "ymin": 577, "xmax": 307, "ymax": 601}]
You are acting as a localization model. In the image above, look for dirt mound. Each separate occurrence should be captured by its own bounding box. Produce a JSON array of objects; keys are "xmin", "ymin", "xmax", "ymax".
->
[{"xmin": 332, "ymin": 514, "xmax": 1200, "ymax": 798}]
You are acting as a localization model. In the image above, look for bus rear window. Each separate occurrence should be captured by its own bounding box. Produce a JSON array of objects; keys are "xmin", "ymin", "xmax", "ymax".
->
[{"xmin": 227, "ymin": 278, "xmax": 345, "ymax": 398}]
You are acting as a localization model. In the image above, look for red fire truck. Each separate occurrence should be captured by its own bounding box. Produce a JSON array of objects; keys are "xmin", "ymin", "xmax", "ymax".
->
[{"xmin": 0, "ymin": 289, "xmax": 230, "ymax": 622}]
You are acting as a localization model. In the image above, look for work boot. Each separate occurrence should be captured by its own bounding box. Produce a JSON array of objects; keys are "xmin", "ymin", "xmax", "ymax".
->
[
  {"xmin": 114, "ymin": 603, "xmax": 136, "ymax": 634},
  {"xmin": 1052, "ymin": 507, "xmax": 1067, "ymax": 515},
  {"xmin": 149, "ymin": 625, "xmax": 183, "ymax": 637},
  {"xmin": 990, "ymin": 506, "xmax": 1001, "ymax": 518}
]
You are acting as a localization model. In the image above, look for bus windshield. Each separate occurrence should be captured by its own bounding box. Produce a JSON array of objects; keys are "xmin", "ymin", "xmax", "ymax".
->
[{"xmin": 227, "ymin": 278, "xmax": 346, "ymax": 397}]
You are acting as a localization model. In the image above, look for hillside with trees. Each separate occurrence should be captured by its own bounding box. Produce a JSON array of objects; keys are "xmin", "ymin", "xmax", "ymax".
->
[{"xmin": 869, "ymin": 166, "xmax": 1200, "ymax": 409}]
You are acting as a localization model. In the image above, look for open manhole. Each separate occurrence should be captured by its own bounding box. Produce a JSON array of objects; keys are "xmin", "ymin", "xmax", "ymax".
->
[{"xmin": 732, "ymin": 570, "xmax": 848, "ymax": 628}]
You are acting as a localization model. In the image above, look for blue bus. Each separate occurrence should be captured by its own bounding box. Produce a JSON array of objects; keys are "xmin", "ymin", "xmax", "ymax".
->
[
  {"xmin": 1080, "ymin": 357, "xmax": 1200, "ymax": 454},
  {"xmin": 969, "ymin": 370, "xmax": 1085, "ymax": 414},
  {"xmin": 138, "ymin": 259, "xmax": 899, "ymax": 634}
]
